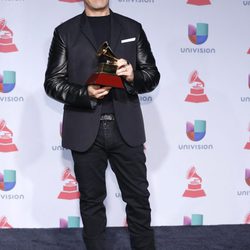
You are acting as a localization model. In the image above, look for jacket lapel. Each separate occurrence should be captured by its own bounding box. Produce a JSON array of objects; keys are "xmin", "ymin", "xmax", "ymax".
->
[
  {"xmin": 79, "ymin": 10, "xmax": 121, "ymax": 53},
  {"xmin": 110, "ymin": 11, "xmax": 121, "ymax": 53},
  {"xmin": 80, "ymin": 11, "xmax": 98, "ymax": 50}
]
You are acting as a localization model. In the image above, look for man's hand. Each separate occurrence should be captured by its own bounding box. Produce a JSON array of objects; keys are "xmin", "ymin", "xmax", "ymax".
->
[
  {"xmin": 116, "ymin": 59, "xmax": 134, "ymax": 82},
  {"xmin": 87, "ymin": 85, "xmax": 112, "ymax": 99}
]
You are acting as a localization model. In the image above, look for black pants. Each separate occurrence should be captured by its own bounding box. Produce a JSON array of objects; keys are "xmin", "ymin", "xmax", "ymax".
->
[{"xmin": 71, "ymin": 119, "xmax": 155, "ymax": 250}]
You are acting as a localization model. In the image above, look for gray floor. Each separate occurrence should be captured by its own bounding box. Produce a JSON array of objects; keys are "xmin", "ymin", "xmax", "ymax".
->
[{"xmin": 0, "ymin": 225, "xmax": 250, "ymax": 250}]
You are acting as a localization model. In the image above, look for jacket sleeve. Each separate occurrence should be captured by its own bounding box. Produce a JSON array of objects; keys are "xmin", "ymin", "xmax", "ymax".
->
[
  {"xmin": 44, "ymin": 28, "xmax": 97, "ymax": 109},
  {"xmin": 124, "ymin": 25, "xmax": 160, "ymax": 95}
]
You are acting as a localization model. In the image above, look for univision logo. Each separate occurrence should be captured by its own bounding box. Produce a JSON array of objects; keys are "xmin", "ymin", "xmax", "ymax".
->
[
  {"xmin": 0, "ymin": 169, "xmax": 24, "ymax": 200},
  {"xmin": 0, "ymin": 70, "xmax": 24, "ymax": 102},
  {"xmin": 60, "ymin": 216, "xmax": 80, "ymax": 228},
  {"xmin": 243, "ymin": 1, "xmax": 250, "ymax": 6},
  {"xmin": 245, "ymin": 169, "xmax": 250, "ymax": 186},
  {"xmin": 139, "ymin": 94, "xmax": 153, "ymax": 104},
  {"xmin": 0, "ymin": 170, "xmax": 16, "ymax": 191},
  {"xmin": 178, "ymin": 120, "xmax": 213, "ymax": 150},
  {"xmin": 186, "ymin": 120, "xmax": 206, "ymax": 141},
  {"xmin": 240, "ymin": 74, "xmax": 250, "ymax": 102},
  {"xmin": 183, "ymin": 214, "xmax": 203, "ymax": 225},
  {"xmin": 180, "ymin": 23, "xmax": 215, "ymax": 54},
  {"xmin": 0, "ymin": 71, "xmax": 15, "ymax": 93},
  {"xmin": 188, "ymin": 23, "xmax": 208, "ymax": 45},
  {"xmin": 187, "ymin": 0, "xmax": 211, "ymax": 5},
  {"xmin": 236, "ymin": 169, "xmax": 250, "ymax": 197}
]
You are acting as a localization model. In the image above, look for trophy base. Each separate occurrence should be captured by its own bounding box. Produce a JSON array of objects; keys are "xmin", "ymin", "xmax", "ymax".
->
[{"xmin": 87, "ymin": 73, "xmax": 124, "ymax": 89}]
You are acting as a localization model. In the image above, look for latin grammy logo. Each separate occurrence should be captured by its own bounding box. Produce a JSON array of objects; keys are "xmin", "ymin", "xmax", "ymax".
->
[
  {"xmin": 183, "ymin": 166, "xmax": 206, "ymax": 198},
  {"xmin": 0, "ymin": 216, "xmax": 12, "ymax": 228},
  {"xmin": 0, "ymin": 119, "xmax": 18, "ymax": 153},
  {"xmin": 0, "ymin": 18, "xmax": 18, "ymax": 53},
  {"xmin": 187, "ymin": 0, "xmax": 211, "ymax": 5},
  {"xmin": 58, "ymin": 168, "xmax": 80, "ymax": 200},
  {"xmin": 245, "ymin": 213, "xmax": 250, "ymax": 224},
  {"xmin": 244, "ymin": 123, "xmax": 250, "ymax": 150},
  {"xmin": 185, "ymin": 70, "xmax": 209, "ymax": 103}
]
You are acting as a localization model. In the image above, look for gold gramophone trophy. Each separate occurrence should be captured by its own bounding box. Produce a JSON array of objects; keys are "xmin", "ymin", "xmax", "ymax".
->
[{"xmin": 86, "ymin": 41, "xmax": 124, "ymax": 89}]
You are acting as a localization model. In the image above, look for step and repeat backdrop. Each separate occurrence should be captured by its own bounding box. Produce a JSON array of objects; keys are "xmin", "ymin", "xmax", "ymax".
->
[{"xmin": 0, "ymin": 0, "xmax": 250, "ymax": 228}]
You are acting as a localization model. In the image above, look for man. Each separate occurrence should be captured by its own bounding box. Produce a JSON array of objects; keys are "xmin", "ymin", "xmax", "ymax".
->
[{"xmin": 44, "ymin": 0, "xmax": 160, "ymax": 249}]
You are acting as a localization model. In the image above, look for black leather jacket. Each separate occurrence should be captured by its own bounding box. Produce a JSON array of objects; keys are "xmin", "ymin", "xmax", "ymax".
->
[
  {"xmin": 43, "ymin": 11, "xmax": 160, "ymax": 150},
  {"xmin": 44, "ymin": 11, "xmax": 160, "ymax": 109}
]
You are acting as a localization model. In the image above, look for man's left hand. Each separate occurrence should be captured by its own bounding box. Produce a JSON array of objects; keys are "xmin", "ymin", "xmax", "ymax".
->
[{"xmin": 116, "ymin": 59, "xmax": 134, "ymax": 83}]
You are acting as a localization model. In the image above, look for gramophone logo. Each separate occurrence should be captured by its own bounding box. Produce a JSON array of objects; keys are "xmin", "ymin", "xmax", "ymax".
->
[
  {"xmin": 0, "ymin": 119, "xmax": 18, "ymax": 152},
  {"xmin": 0, "ymin": 71, "xmax": 16, "ymax": 93},
  {"xmin": 245, "ymin": 213, "xmax": 250, "ymax": 224},
  {"xmin": 188, "ymin": 23, "xmax": 208, "ymax": 45},
  {"xmin": 59, "ymin": 0, "xmax": 82, "ymax": 2},
  {"xmin": 0, "ymin": 216, "xmax": 12, "ymax": 228},
  {"xmin": 186, "ymin": 120, "xmax": 206, "ymax": 142},
  {"xmin": 244, "ymin": 123, "xmax": 250, "ymax": 150},
  {"xmin": 58, "ymin": 168, "xmax": 80, "ymax": 200},
  {"xmin": 245, "ymin": 169, "xmax": 250, "ymax": 186},
  {"xmin": 60, "ymin": 216, "xmax": 80, "ymax": 228},
  {"xmin": 187, "ymin": 0, "xmax": 211, "ymax": 5},
  {"xmin": 183, "ymin": 166, "xmax": 206, "ymax": 198},
  {"xmin": 185, "ymin": 71, "xmax": 209, "ymax": 103},
  {"xmin": 183, "ymin": 214, "xmax": 203, "ymax": 225},
  {"xmin": 0, "ymin": 18, "xmax": 18, "ymax": 53},
  {"xmin": 0, "ymin": 170, "xmax": 16, "ymax": 191}
]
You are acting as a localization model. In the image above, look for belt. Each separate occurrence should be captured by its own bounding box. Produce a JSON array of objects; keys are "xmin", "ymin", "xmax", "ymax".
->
[{"xmin": 100, "ymin": 113, "xmax": 115, "ymax": 121}]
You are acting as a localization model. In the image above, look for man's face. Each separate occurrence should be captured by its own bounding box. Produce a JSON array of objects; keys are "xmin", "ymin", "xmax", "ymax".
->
[{"xmin": 84, "ymin": 0, "xmax": 109, "ymax": 12}]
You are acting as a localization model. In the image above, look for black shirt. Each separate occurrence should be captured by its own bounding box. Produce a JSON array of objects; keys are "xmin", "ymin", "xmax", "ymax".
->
[{"xmin": 88, "ymin": 15, "xmax": 114, "ymax": 114}]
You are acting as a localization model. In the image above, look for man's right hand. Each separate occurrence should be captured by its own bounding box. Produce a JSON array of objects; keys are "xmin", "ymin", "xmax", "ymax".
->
[{"xmin": 87, "ymin": 85, "xmax": 112, "ymax": 99}]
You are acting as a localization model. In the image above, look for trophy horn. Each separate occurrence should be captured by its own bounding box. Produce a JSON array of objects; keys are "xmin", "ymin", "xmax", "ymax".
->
[
  {"xmin": 97, "ymin": 41, "xmax": 118, "ymax": 62},
  {"xmin": 86, "ymin": 41, "xmax": 124, "ymax": 89}
]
